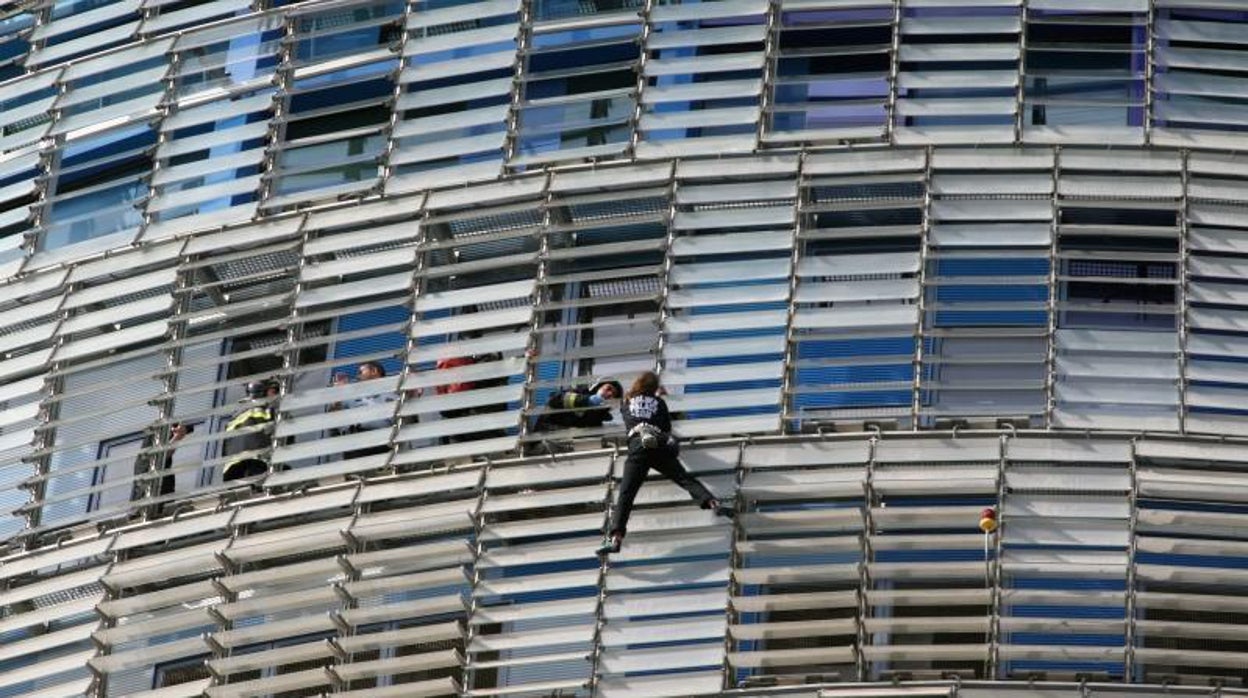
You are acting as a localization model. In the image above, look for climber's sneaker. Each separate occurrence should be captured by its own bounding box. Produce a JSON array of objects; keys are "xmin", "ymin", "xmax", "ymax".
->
[{"xmin": 596, "ymin": 533, "xmax": 622, "ymax": 557}]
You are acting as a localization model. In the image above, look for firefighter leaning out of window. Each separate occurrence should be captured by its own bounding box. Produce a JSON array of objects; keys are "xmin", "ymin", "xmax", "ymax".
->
[
  {"xmin": 223, "ymin": 379, "xmax": 279, "ymax": 481},
  {"xmin": 535, "ymin": 379, "xmax": 623, "ymax": 432}
]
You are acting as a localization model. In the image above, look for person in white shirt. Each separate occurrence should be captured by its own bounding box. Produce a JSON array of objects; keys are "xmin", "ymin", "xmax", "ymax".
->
[{"xmin": 332, "ymin": 361, "xmax": 397, "ymax": 459}]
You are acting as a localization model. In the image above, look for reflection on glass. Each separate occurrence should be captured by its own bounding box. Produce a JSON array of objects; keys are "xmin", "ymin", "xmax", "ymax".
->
[{"xmin": 177, "ymin": 33, "xmax": 282, "ymax": 98}]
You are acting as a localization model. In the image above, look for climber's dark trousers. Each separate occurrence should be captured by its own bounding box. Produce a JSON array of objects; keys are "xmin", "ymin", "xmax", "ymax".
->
[{"xmin": 608, "ymin": 436, "xmax": 716, "ymax": 537}]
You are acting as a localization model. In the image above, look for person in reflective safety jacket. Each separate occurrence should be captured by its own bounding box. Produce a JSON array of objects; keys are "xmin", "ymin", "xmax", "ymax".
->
[
  {"xmin": 536, "ymin": 379, "xmax": 622, "ymax": 431},
  {"xmin": 597, "ymin": 371, "xmax": 733, "ymax": 556},
  {"xmin": 223, "ymin": 380, "xmax": 277, "ymax": 481}
]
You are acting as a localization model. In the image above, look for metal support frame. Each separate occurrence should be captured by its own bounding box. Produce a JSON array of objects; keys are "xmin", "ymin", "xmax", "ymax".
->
[
  {"xmin": 720, "ymin": 440, "xmax": 748, "ymax": 689},
  {"xmin": 910, "ymin": 146, "xmax": 933, "ymax": 429},
  {"xmin": 143, "ymin": 263, "xmax": 196, "ymax": 514},
  {"xmin": 653, "ymin": 166, "xmax": 680, "ymax": 378},
  {"xmin": 988, "ymin": 435, "xmax": 1007, "ymax": 680},
  {"xmin": 779, "ymin": 152, "xmax": 805, "ymax": 433},
  {"xmin": 460, "ymin": 465, "xmax": 492, "ymax": 695},
  {"xmin": 326, "ymin": 494, "xmax": 364, "ymax": 693},
  {"xmin": 587, "ymin": 447, "xmax": 619, "ymax": 697},
  {"xmin": 374, "ymin": 0, "xmax": 416, "ymax": 191},
  {"xmin": 518, "ymin": 174, "xmax": 554, "ymax": 446},
  {"xmin": 89, "ymin": 561, "xmax": 122, "ymax": 698},
  {"xmin": 756, "ymin": 0, "xmax": 781, "ymax": 147},
  {"xmin": 141, "ymin": 44, "xmax": 178, "ymax": 234},
  {"xmin": 1042, "ymin": 145, "xmax": 1062, "ymax": 429},
  {"xmin": 501, "ymin": 0, "xmax": 533, "ymax": 165},
  {"xmin": 391, "ymin": 191, "xmax": 432, "ymax": 474},
  {"xmin": 1123, "ymin": 439, "xmax": 1141, "ymax": 683},
  {"xmin": 626, "ymin": 0, "xmax": 655, "ymax": 157},
  {"xmin": 268, "ymin": 218, "xmax": 312, "ymax": 482},
  {"xmin": 24, "ymin": 1, "xmax": 59, "ymax": 259},
  {"xmin": 206, "ymin": 527, "xmax": 243, "ymax": 691},
  {"xmin": 857, "ymin": 434, "xmax": 878, "ymax": 682},
  {"xmin": 1143, "ymin": 0, "xmax": 1156, "ymax": 145},
  {"xmin": 1015, "ymin": 0, "xmax": 1029, "ymax": 144},
  {"xmin": 1176, "ymin": 150, "xmax": 1190, "ymax": 434},
  {"xmin": 134, "ymin": 47, "xmax": 190, "ymax": 510},
  {"xmin": 23, "ymin": 294, "xmax": 68, "ymax": 537},
  {"xmin": 884, "ymin": 0, "xmax": 902, "ymax": 144},
  {"xmin": 255, "ymin": 10, "xmax": 296, "ymax": 210}
]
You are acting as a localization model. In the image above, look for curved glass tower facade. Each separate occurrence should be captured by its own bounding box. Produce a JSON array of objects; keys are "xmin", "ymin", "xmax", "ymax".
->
[{"xmin": 2, "ymin": 1, "xmax": 1248, "ymax": 696}]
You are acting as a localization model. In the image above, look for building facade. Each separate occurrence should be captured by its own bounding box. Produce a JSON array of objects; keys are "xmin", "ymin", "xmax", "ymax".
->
[{"xmin": 2, "ymin": 0, "xmax": 1248, "ymax": 696}]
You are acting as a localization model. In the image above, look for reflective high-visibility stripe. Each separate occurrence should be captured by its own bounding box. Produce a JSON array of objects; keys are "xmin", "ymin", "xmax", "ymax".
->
[
  {"xmin": 227, "ymin": 408, "xmax": 272, "ymax": 432},
  {"xmin": 560, "ymin": 393, "xmax": 586, "ymax": 411}
]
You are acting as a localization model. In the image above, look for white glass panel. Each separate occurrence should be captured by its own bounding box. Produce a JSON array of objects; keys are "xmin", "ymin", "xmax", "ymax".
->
[
  {"xmin": 296, "ymin": 271, "xmax": 411, "ymax": 307},
  {"xmin": 54, "ymin": 320, "xmax": 167, "ymax": 362},
  {"xmin": 301, "ymin": 248, "xmax": 416, "ymax": 283},
  {"xmin": 666, "ymin": 309, "xmax": 786, "ymax": 332},
  {"xmin": 53, "ymin": 93, "xmax": 163, "ymax": 136},
  {"xmin": 416, "ymin": 279, "xmax": 535, "ymax": 313},
  {"xmin": 175, "ymin": 15, "xmax": 281, "ymax": 51},
  {"xmin": 153, "ymin": 149, "xmax": 265, "ymax": 187},
  {"xmin": 35, "ymin": 0, "xmax": 141, "ymax": 40},
  {"xmin": 648, "ymin": 25, "xmax": 766, "ymax": 50},
  {"xmin": 391, "ymin": 133, "xmax": 507, "ymax": 166},
  {"xmin": 668, "ymin": 284, "xmax": 788, "ymax": 307},
  {"xmin": 669, "ymin": 259, "xmax": 790, "ymax": 284},
  {"xmin": 414, "ymin": 306, "xmax": 532, "ymax": 336},
  {"xmin": 58, "ymin": 65, "xmax": 167, "ymax": 111},
  {"xmin": 644, "ymin": 78, "xmax": 761, "ymax": 103},
  {"xmin": 142, "ymin": 0, "xmax": 250, "ymax": 33},
  {"xmin": 646, "ymin": 52, "xmax": 765, "ymax": 77}
]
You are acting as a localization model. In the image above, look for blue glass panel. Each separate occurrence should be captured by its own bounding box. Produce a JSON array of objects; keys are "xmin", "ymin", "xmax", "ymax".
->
[
  {"xmin": 61, "ymin": 124, "xmax": 156, "ymax": 169},
  {"xmin": 534, "ymin": 0, "xmax": 643, "ymax": 21},
  {"xmin": 793, "ymin": 390, "xmax": 910, "ymax": 408},
  {"xmin": 530, "ymin": 24, "xmax": 640, "ymax": 50},
  {"xmin": 295, "ymin": 24, "xmax": 401, "ymax": 62},
  {"xmin": 171, "ymin": 113, "xmax": 270, "ymax": 146},
  {"xmin": 45, "ymin": 181, "xmax": 147, "ymax": 248},
  {"xmin": 334, "ymin": 305, "xmax": 409, "ymax": 378},
  {"xmin": 280, "ymin": 134, "xmax": 385, "ymax": 170},
  {"xmin": 689, "ymin": 327, "xmax": 784, "ymax": 342},
  {"xmin": 770, "ymin": 11, "xmax": 892, "ymax": 134},
  {"xmin": 685, "ymin": 378, "xmax": 781, "ymax": 393},
  {"xmin": 796, "ymin": 337, "xmax": 914, "ymax": 359},
  {"xmin": 408, "ymin": 38, "xmax": 515, "ymax": 66},
  {"xmin": 296, "ymin": 0, "xmax": 403, "ymax": 33},
  {"xmin": 0, "ymin": 22, "xmax": 29, "ymax": 62},
  {"xmin": 0, "ymin": 167, "xmax": 37, "ymax": 190},
  {"xmin": 934, "ymin": 311, "xmax": 1047, "ymax": 327},
  {"xmin": 688, "ymin": 353, "xmax": 783, "ymax": 368},
  {"xmin": 936, "ymin": 258, "xmax": 1050, "ymax": 276},
  {"xmin": 177, "ymin": 32, "xmax": 283, "ymax": 96},
  {"xmin": 51, "ymin": 0, "xmax": 114, "ymax": 19},
  {"xmin": 290, "ymin": 73, "xmax": 395, "ymax": 112},
  {"xmin": 1024, "ymin": 11, "xmax": 1147, "ymax": 128},
  {"xmin": 796, "ymin": 364, "xmax": 912, "ymax": 384},
  {"xmin": 43, "ymin": 16, "xmax": 135, "ymax": 52}
]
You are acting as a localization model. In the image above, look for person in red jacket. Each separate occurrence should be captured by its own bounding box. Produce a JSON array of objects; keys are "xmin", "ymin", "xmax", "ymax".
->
[
  {"xmin": 435, "ymin": 355, "xmax": 477, "ymax": 395},
  {"xmin": 435, "ymin": 355, "xmax": 476, "ymax": 444},
  {"xmin": 434, "ymin": 352, "xmax": 507, "ymax": 443}
]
